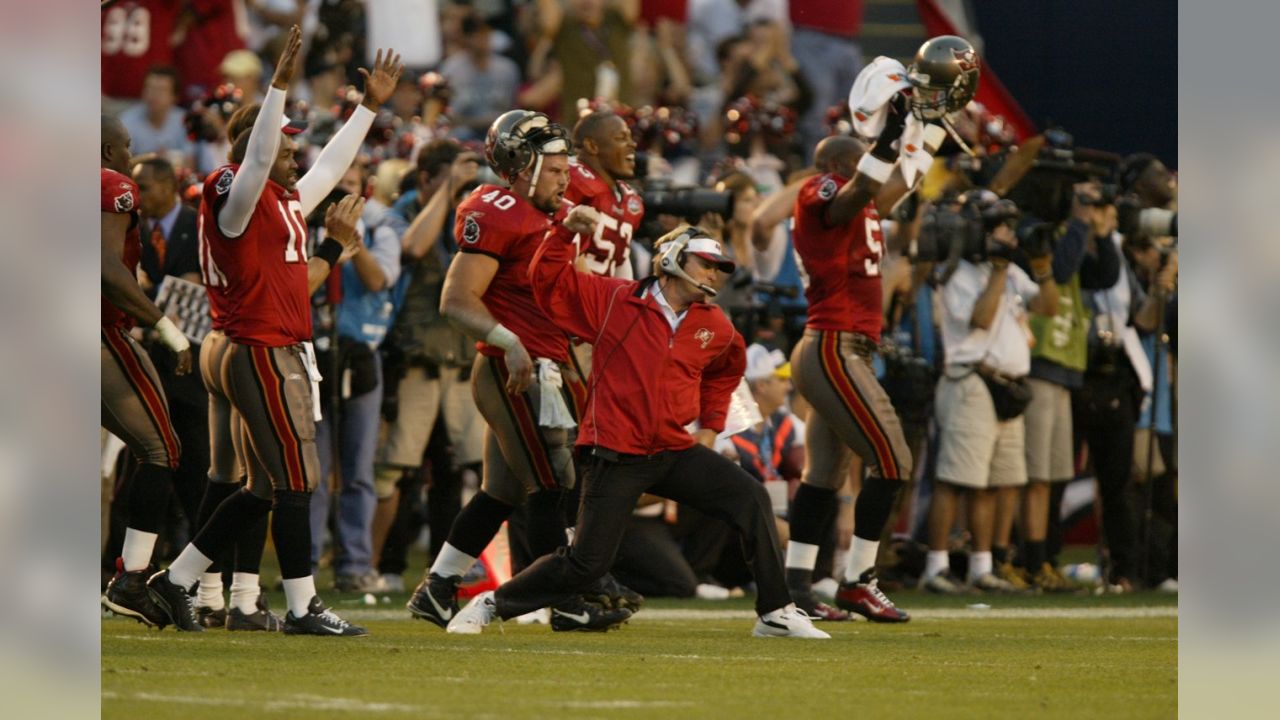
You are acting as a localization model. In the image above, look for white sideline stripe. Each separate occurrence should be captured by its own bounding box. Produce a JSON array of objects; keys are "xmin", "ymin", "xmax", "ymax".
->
[
  {"xmin": 330, "ymin": 606, "xmax": 1176, "ymax": 622},
  {"xmin": 102, "ymin": 691, "xmax": 420, "ymax": 713}
]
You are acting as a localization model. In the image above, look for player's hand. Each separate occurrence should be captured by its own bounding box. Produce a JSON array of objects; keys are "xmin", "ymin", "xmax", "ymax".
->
[
  {"xmin": 324, "ymin": 194, "xmax": 366, "ymax": 256},
  {"xmin": 173, "ymin": 346, "xmax": 194, "ymax": 376},
  {"xmin": 564, "ymin": 205, "xmax": 601, "ymax": 236},
  {"xmin": 359, "ymin": 48, "xmax": 405, "ymax": 110},
  {"xmin": 271, "ymin": 25, "xmax": 303, "ymax": 90},
  {"xmin": 694, "ymin": 428, "xmax": 718, "ymax": 449},
  {"xmin": 449, "ymin": 152, "xmax": 481, "ymax": 193},
  {"xmin": 503, "ymin": 342, "xmax": 535, "ymax": 395}
]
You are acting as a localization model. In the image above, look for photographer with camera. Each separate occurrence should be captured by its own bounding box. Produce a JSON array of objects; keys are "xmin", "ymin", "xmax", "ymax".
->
[
  {"xmin": 1073, "ymin": 154, "xmax": 1178, "ymax": 593},
  {"xmin": 996, "ymin": 179, "xmax": 1123, "ymax": 593},
  {"xmin": 919, "ymin": 191, "xmax": 1059, "ymax": 594}
]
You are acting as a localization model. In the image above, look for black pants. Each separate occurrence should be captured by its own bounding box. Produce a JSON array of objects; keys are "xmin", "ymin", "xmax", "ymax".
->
[
  {"xmin": 1073, "ymin": 362, "xmax": 1143, "ymax": 582},
  {"xmin": 494, "ymin": 444, "xmax": 791, "ymax": 617}
]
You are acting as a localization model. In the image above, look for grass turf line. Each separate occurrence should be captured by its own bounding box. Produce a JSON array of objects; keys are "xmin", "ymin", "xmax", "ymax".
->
[{"xmin": 103, "ymin": 595, "xmax": 1176, "ymax": 720}]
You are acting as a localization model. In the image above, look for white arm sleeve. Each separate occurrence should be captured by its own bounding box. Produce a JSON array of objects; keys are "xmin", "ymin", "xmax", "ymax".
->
[
  {"xmin": 297, "ymin": 105, "xmax": 376, "ymax": 216},
  {"xmin": 217, "ymin": 87, "xmax": 286, "ymax": 239}
]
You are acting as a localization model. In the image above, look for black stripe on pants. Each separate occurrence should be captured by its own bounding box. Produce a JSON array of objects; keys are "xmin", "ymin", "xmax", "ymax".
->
[{"xmin": 494, "ymin": 444, "xmax": 791, "ymax": 618}]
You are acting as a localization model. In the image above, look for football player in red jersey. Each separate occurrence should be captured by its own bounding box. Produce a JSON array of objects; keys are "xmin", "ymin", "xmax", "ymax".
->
[
  {"xmin": 406, "ymin": 110, "xmax": 631, "ymax": 632},
  {"xmin": 783, "ymin": 104, "xmax": 949, "ymax": 623},
  {"xmin": 100, "ymin": 113, "xmax": 195, "ymax": 629},
  {"xmin": 148, "ymin": 27, "xmax": 402, "ymax": 636},
  {"xmin": 566, "ymin": 111, "xmax": 643, "ymax": 279}
]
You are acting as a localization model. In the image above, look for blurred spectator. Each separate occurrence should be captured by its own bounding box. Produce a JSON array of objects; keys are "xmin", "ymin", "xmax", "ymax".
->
[
  {"xmin": 117, "ymin": 67, "xmax": 194, "ymax": 166},
  {"xmin": 536, "ymin": 0, "xmax": 640, "ymax": 122},
  {"xmin": 922, "ymin": 193, "xmax": 1057, "ymax": 594},
  {"xmin": 725, "ymin": 345, "xmax": 804, "ymax": 533},
  {"xmin": 172, "ymin": 0, "xmax": 250, "ymax": 101},
  {"xmin": 628, "ymin": 17, "xmax": 693, "ymax": 109},
  {"xmin": 788, "ymin": 0, "xmax": 863, "ymax": 155},
  {"xmin": 186, "ymin": 83, "xmax": 245, "ymax": 176},
  {"xmin": 310, "ymin": 162, "xmax": 403, "ymax": 593},
  {"xmin": 244, "ymin": 0, "xmax": 305, "ymax": 57},
  {"xmin": 101, "ymin": 0, "xmax": 182, "ymax": 111},
  {"xmin": 440, "ymin": 15, "xmax": 521, "ymax": 141},
  {"xmin": 372, "ymin": 140, "xmax": 484, "ymax": 588},
  {"xmin": 304, "ymin": 0, "xmax": 364, "ymax": 108},
  {"xmin": 686, "ymin": 0, "xmax": 785, "ymax": 84},
  {"xmin": 220, "ymin": 50, "xmax": 266, "ymax": 104},
  {"xmin": 701, "ymin": 171, "xmax": 758, "ymax": 320}
]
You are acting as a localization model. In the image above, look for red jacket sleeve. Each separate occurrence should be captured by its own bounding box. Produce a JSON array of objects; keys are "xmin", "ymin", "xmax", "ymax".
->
[
  {"xmin": 528, "ymin": 224, "xmax": 630, "ymax": 342},
  {"xmin": 697, "ymin": 328, "xmax": 747, "ymax": 433}
]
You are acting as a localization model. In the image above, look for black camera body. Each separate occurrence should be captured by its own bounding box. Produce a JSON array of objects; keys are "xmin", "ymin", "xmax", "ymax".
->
[
  {"xmin": 915, "ymin": 193, "xmax": 1020, "ymax": 264},
  {"xmin": 641, "ymin": 185, "xmax": 736, "ymax": 225}
]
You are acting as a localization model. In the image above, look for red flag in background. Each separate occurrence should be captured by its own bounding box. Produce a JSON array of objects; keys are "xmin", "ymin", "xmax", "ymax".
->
[{"xmin": 915, "ymin": 0, "xmax": 1038, "ymax": 141}]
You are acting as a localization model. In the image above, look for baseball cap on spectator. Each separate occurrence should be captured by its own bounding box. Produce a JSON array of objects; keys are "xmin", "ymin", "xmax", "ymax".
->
[{"xmin": 744, "ymin": 344, "xmax": 790, "ymax": 382}]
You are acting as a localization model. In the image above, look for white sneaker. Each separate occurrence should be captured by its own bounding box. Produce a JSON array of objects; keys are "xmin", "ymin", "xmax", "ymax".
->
[
  {"xmin": 753, "ymin": 604, "xmax": 831, "ymax": 639},
  {"xmin": 516, "ymin": 607, "xmax": 551, "ymax": 624},
  {"xmin": 970, "ymin": 572, "xmax": 1020, "ymax": 594},
  {"xmin": 380, "ymin": 573, "xmax": 404, "ymax": 593},
  {"xmin": 695, "ymin": 583, "xmax": 731, "ymax": 600},
  {"xmin": 446, "ymin": 591, "xmax": 496, "ymax": 634},
  {"xmin": 1157, "ymin": 578, "xmax": 1179, "ymax": 593}
]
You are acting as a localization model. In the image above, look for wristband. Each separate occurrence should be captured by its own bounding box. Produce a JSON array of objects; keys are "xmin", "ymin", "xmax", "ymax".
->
[
  {"xmin": 922, "ymin": 124, "xmax": 948, "ymax": 153},
  {"xmin": 485, "ymin": 323, "xmax": 518, "ymax": 351},
  {"xmin": 856, "ymin": 153, "xmax": 895, "ymax": 184},
  {"xmin": 315, "ymin": 237, "xmax": 343, "ymax": 269},
  {"xmin": 153, "ymin": 316, "xmax": 190, "ymax": 353}
]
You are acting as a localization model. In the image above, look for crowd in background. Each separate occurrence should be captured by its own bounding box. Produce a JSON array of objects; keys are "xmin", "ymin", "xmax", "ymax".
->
[{"xmin": 102, "ymin": 0, "xmax": 1178, "ymax": 600}]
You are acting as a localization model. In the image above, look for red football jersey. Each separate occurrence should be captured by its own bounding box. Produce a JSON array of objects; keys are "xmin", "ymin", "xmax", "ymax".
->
[
  {"xmin": 197, "ymin": 165, "xmax": 312, "ymax": 347},
  {"xmin": 455, "ymin": 185, "xmax": 571, "ymax": 363},
  {"xmin": 565, "ymin": 160, "xmax": 644, "ymax": 277},
  {"xmin": 102, "ymin": 169, "xmax": 143, "ymax": 330},
  {"xmin": 792, "ymin": 173, "xmax": 885, "ymax": 341},
  {"xmin": 101, "ymin": 0, "xmax": 180, "ymax": 99}
]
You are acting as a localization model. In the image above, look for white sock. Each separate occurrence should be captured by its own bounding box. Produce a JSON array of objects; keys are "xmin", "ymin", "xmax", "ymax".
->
[
  {"xmin": 845, "ymin": 537, "xmax": 880, "ymax": 582},
  {"xmin": 197, "ymin": 572, "xmax": 225, "ymax": 610},
  {"xmin": 121, "ymin": 529, "xmax": 158, "ymax": 572},
  {"xmin": 166, "ymin": 545, "xmax": 213, "ymax": 590},
  {"xmin": 923, "ymin": 550, "xmax": 950, "ymax": 580},
  {"xmin": 282, "ymin": 576, "xmax": 317, "ymax": 618},
  {"xmin": 785, "ymin": 541, "xmax": 819, "ymax": 571},
  {"xmin": 230, "ymin": 572, "xmax": 261, "ymax": 614},
  {"xmin": 429, "ymin": 542, "xmax": 477, "ymax": 579},
  {"xmin": 969, "ymin": 551, "xmax": 993, "ymax": 582}
]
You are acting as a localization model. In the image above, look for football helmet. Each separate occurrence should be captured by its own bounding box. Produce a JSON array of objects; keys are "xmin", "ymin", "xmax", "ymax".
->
[
  {"xmin": 906, "ymin": 35, "xmax": 980, "ymax": 121},
  {"xmin": 484, "ymin": 110, "xmax": 572, "ymax": 184}
]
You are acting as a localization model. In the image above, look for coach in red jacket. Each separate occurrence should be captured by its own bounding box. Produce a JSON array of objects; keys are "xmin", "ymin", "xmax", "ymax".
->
[{"xmin": 446, "ymin": 214, "xmax": 828, "ymax": 638}]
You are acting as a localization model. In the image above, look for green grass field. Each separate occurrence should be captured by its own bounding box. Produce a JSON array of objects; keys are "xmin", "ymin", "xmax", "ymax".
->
[{"xmin": 102, "ymin": 589, "xmax": 1176, "ymax": 720}]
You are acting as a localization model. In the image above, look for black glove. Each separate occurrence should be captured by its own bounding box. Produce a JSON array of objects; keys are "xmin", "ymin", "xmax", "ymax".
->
[{"xmin": 870, "ymin": 93, "xmax": 909, "ymax": 163}]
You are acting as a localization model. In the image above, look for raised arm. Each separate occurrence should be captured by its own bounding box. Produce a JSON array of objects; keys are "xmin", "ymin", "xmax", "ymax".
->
[
  {"xmin": 306, "ymin": 195, "xmax": 365, "ymax": 294},
  {"xmin": 750, "ymin": 175, "xmax": 807, "ymax": 251},
  {"xmin": 297, "ymin": 49, "xmax": 403, "ymax": 215},
  {"xmin": 218, "ymin": 26, "xmax": 300, "ymax": 238}
]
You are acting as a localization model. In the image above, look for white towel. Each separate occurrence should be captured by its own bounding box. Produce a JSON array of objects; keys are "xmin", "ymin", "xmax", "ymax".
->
[
  {"xmin": 847, "ymin": 56, "xmax": 936, "ymax": 187},
  {"xmin": 535, "ymin": 358, "xmax": 577, "ymax": 429},
  {"xmin": 299, "ymin": 341, "xmax": 324, "ymax": 422}
]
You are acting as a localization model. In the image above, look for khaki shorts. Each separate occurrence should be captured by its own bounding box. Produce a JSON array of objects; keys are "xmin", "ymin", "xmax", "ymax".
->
[
  {"xmin": 934, "ymin": 372, "xmax": 1027, "ymax": 489},
  {"xmin": 379, "ymin": 364, "xmax": 486, "ymax": 470},
  {"xmin": 1023, "ymin": 378, "xmax": 1074, "ymax": 482}
]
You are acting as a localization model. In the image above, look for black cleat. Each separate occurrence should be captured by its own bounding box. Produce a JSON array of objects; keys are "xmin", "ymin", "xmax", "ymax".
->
[
  {"xmin": 549, "ymin": 599, "xmax": 632, "ymax": 632},
  {"xmin": 102, "ymin": 563, "xmax": 169, "ymax": 628},
  {"xmin": 195, "ymin": 605, "xmax": 228, "ymax": 629},
  {"xmin": 145, "ymin": 569, "xmax": 204, "ymax": 632},
  {"xmin": 406, "ymin": 573, "xmax": 460, "ymax": 629},
  {"xmin": 226, "ymin": 591, "xmax": 284, "ymax": 632},
  {"xmin": 283, "ymin": 596, "xmax": 368, "ymax": 637},
  {"xmin": 591, "ymin": 574, "xmax": 646, "ymax": 613}
]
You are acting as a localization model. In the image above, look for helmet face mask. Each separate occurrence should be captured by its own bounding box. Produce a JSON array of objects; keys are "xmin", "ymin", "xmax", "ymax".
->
[
  {"xmin": 907, "ymin": 35, "xmax": 981, "ymax": 121},
  {"xmin": 484, "ymin": 110, "xmax": 572, "ymax": 185}
]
